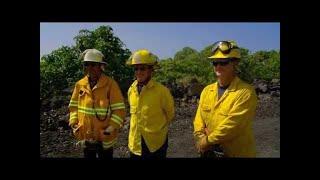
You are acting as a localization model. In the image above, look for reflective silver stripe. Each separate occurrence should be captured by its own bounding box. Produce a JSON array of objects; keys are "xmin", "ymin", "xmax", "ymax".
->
[{"xmin": 111, "ymin": 114, "xmax": 123, "ymax": 125}]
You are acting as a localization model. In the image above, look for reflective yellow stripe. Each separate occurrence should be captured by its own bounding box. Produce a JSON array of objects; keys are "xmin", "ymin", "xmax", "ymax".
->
[
  {"xmin": 78, "ymin": 109, "xmax": 107, "ymax": 116},
  {"xmin": 111, "ymin": 117, "xmax": 121, "ymax": 126},
  {"xmin": 94, "ymin": 108, "xmax": 109, "ymax": 112},
  {"xmin": 70, "ymin": 112, "xmax": 77, "ymax": 118},
  {"xmin": 78, "ymin": 106, "xmax": 108, "ymax": 113},
  {"xmin": 110, "ymin": 103, "xmax": 125, "ymax": 110},
  {"xmin": 111, "ymin": 106, "xmax": 125, "ymax": 110},
  {"xmin": 78, "ymin": 108, "xmax": 97, "ymax": 115},
  {"xmin": 70, "ymin": 116, "xmax": 78, "ymax": 121},
  {"xmin": 112, "ymin": 114, "xmax": 123, "ymax": 122},
  {"xmin": 69, "ymin": 104, "xmax": 78, "ymax": 108},
  {"xmin": 69, "ymin": 100, "xmax": 78, "ymax": 107},
  {"xmin": 110, "ymin": 102, "xmax": 125, "ymax": 108},
  {"xmin": 102, "ymin": 138, "xmax": 117, "ymax": 148},
  {"xmin": 111, "ymin": 114, "xmax": 123, "ymax": 125}
]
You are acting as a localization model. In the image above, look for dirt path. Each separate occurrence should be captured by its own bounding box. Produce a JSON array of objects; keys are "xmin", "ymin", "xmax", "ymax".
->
[{"xmin": 40, "ymin": 95, "xmax": 280, "ymax": 158}]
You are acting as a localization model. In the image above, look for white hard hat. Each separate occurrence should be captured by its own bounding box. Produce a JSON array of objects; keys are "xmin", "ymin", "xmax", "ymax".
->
[{"xmin": 81, "ymin": 49, "xmax": 107, "ymax": 64}]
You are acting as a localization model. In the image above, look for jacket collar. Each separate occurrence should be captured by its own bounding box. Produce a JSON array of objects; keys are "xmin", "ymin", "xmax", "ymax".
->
[
  {"xmin": 210, "ymin": 76, "xmax": 240, "ymax": 92},
  {"xmin": 133, "ymin": 79, "xmax": 155, "ymax": 88},
  {"xmin": 78, "ymin": 73, "xmax": 108, "ymax": 90}
]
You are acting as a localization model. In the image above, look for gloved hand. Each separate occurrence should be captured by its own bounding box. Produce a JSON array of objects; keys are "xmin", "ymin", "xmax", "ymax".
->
[
  {"xmin": 75, "ymin": 140, "xmax": 86, "ymax": 149},
  {"xmin": 71, "ymin": 124, "xmax": 79, "ymax": 133},
  {"xmin": 104, "ymin": 125, "xmax": 115, "ymax": 135}
]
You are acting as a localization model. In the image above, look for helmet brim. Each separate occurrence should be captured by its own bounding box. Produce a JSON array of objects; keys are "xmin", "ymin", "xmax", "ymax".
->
[{"xmin": 83, "ymin": 60, "xmax": 107, "ymax": 65}]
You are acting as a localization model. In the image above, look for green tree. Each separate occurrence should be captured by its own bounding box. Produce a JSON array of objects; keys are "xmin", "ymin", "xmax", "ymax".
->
[
  {"xmin": 200, "ymin": 44, "xmax": 215, "ymax": 61},
  {"xmin": 174, "ymin": 47, "xmax": 199, "ymax": 61},
  {"xmin": 154, "ymin": 47, "xmax": 215, "ymax": 86},
  {"xmin": 40, "ymin": 46, "xmax": 82, "ymax": 99},
  {"xmin": 74, "ymin": 26, "xmax": 134, "ymax": 93},
  {"xmin": 40, "ymin": 25, "xmax": 134, "ymax": 100},
  {"xmin": 249, "ymin": 50, "xmax": 280, "ymax": 81}
]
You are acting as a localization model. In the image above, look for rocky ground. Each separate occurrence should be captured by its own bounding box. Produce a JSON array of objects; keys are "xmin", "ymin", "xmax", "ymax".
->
[{"xmin": 40, "ymin": 79, "xmax": 280, "ymax": 158}]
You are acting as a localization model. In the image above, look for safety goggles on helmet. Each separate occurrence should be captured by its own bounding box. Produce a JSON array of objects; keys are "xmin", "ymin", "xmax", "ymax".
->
[{"xmin": 211, "ymin": 41, "xmax": 239, "ymax": 55}]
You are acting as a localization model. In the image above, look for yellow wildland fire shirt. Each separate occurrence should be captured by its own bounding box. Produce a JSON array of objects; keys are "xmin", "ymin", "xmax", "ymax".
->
[
  {"xmin": 194, "ymin": 76, "xmax": 257, "ymax": 157},
  {"xmin": 128, "ymin": 79, "xmax": 174, "ymax": 155}
]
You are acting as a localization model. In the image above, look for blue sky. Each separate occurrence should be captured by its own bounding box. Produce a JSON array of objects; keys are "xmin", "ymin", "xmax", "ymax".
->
[{"xmin": 40, "ymin": 22, "xmax": 280, "ymax": 59}]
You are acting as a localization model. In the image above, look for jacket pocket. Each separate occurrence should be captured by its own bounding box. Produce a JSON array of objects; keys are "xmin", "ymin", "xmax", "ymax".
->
[
  {"xmin": 201, "ymin": 104, "xmax": 211, "ymax": 112},
  {"xmin": 200, "ymin": 104, "xmax": 212, "ymax": 123}
]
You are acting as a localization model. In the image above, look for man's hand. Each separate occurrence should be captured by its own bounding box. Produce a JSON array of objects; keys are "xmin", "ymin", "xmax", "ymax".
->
[
  {"xmin": 198, "ymin": 136, "xmax": 211, "ymax": 153},
  {"xmin": 204, "ymin": 128, "xmax": 210, "ymax": 135}
]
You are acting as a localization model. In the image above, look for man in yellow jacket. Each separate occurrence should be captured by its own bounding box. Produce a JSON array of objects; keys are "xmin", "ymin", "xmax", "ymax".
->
[
  {"xmin": 127, "ymin": 49, "xmax": 175, "ymax": 159},
  {"xmin": 193, "ymin": 41, "xmax": 257, "ymax": 158},
  {"xmin": 68, "ymin": 49, "xmax": 125, "ymax": 159}
]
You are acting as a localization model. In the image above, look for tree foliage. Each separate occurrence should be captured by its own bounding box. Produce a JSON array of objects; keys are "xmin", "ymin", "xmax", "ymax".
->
[
  {"xmin": 154, "ymin": 45, "xmax": 280, "ymax": 87},
  {"xmin": 40, "ymin": 25, "xmax": 280, "ymax": 101},
  {"xmin": 40, "ymin": 26, "xmax": 133, "ymax": 100}
]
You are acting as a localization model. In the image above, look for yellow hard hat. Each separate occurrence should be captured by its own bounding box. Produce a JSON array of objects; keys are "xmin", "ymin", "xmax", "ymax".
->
[
  {"xmin": 81, "ymin": 49, "xmax": 106, "ymax": 64},
  {"xmin": 208, "ymin": 40, "xmax": 241, "ymax": 59},
  {"xmin": 126, "ymin": 49, "xmax": 159, "ymax": 66}
]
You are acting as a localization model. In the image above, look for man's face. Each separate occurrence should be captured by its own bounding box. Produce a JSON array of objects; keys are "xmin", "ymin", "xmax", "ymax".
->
[
  {"xmin": 84, "ymin": 62, "xmax": 102, "ymax": 81},
  {"xmin": 212, "ymin": 59, "xmax": 235, "ymax": 78},
  {"xmin": 134, "ymin": 64, "xmax": 153, "ymax": 83}
]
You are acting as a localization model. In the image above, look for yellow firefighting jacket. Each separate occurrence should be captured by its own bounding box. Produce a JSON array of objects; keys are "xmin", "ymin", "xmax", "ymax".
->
[
  {"xmin": 128, "ymin": 79, "xmax": 174, "ymax": 155},
  {"xmin": 193, "ymin": 76, "xmax": 257, "ymax": 157},
  {"xmin": 68, "ymin": 73, "xmax": 125, "ymax": 149}
]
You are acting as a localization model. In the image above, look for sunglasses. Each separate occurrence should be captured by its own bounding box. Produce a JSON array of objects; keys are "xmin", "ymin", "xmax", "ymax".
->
[
  {"xmin": 134, "ymin": 66, "xmax": 150, "ymax": 71},
  {"xmin": 84, "ymin": 62, "xmax": 100, "ymax": 67},
  {"xmin": 212, "ymin": 60, "xmax": 232, "ymax": 67},
  {"xmin": 211, "ymin": 41, "xmax": 239, "ymax": 55}
]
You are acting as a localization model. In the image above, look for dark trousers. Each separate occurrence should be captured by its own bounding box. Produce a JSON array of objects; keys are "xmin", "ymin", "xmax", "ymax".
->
[
  {"xmin": 130, "ymin": 136, "xmax": 168, "ymax": 159},
  {"xmin": 200, "ymin": 144, "xmax": 224, "ymax": 158},
  {"xmin": 83, "ymin": 141, "xmax": 113, "ymax": 159}
]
